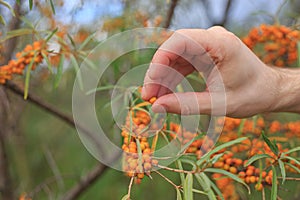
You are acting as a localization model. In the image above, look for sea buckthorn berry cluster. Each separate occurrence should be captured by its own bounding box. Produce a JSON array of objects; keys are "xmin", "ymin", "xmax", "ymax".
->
[
  {"xmin": 0, "ymin": 41, "xmax": 48, "ymax": 84},
  {"xmin": 122, "ymin": 110, "xmax": 158, "ymax": 184},
  {"xmin": 242, "ymin": 24, "xmax": 300, "ymax": 67}
]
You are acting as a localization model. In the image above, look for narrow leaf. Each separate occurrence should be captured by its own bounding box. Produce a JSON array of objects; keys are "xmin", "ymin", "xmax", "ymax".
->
[
  {"xmin": 78, "ymin": 33, "xmax": 95, "ymax": 50},
  {"xmin": 283, "ymin": 146, "xmax": 300, "ymax": 155},
  {"xmin": 282, "ymin": 156, "xmax": 300, "ymax": 166},
  {"xmin": 262, "ymin": 131, "xmax": 278, "ymax": 156},
  {"xmin": 67, "ymin": 34, "xmax": 76, "ymax": 48},
  {"xmin": 183, "ymin": 173, "xmax": 193, "ymax": 200},
  {"xmin": 204, "ymin": 168, "xmax": 250, "ymax": 194},
  {"xmin": 70, "ymin": 54, "xmax": 83, "ymax": 90},
  {"xmin": 195, "ymin": 173, "xmax": 216, "ymax": 200},
  {"xmin": 54, "ymin": 54, "xmax": 64, "ymax": 88},
  {"xmin": 0, "ymin": 0, "xmax": 15, "ymax": 16},
  {"xmin": 24, "ymin": 53, "xmax": 38, "ymax": 99},
  {"xmin": 0, "ymin": 15, "xmax": 5, "ymax": 25},
  {"xmin": 197, "ymin": 137, "xmax": 247, "ymax": 166},
  {"xmin": 271, "ymin": 166, "xmax": 277, "ymax": 200},
  {"xmin": 176, "ymin": 188, "xmax": 182, "ymax": 200},
  {"xmin": 49, "ymin": 0, "xmax": 56, "ymax": 14},
  {"xmin": 209, "ymin": 179, "xmax": 224, "ymax": 200},
  {"xmin": 244, "ymin": 154, "xmax": 272, "ymax": 167},
  {"xmin": 285, "ymin": 162, "xmax": 300, "ymax": 174},
  {"xmin": 45, "ymin": 28, "xmax": 58, "ymax": 42},
  {"xmin": 176, "ymin": 160, "xmax": 185, "ymax": 185},
  {"xmin": 121, "ymin": 194, "xmax": 129, "ymax": 200},
  {"xmin": 41, "ymin": 52, "xmax": 53, "ymax": 73},
  {"xmin": 278, "ymin": 160, "xmax": 286, "ymax": 184},
  {"xmin": 29, "ymin": 0, "xmax": 33, "ymax": 10}
]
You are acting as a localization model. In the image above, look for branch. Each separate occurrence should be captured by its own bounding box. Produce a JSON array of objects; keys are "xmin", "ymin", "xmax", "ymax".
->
[
  {"xmin": 214, "ymin": 0, "xmax": 233, "ymax": 26},
  {"xmin": 164, "ymin": 0, "xmax": 179, "ymax": 28},
  {"xmin": 0, "ymin": 133, "xmax": 14, "ymax": 200},
  {"xmin": 61, "ymin": 165, "xmax": 108, "ymax": 200},
  {"xmin": 5, "ymin": 81, "xmax": 106, "ymax": 154}
]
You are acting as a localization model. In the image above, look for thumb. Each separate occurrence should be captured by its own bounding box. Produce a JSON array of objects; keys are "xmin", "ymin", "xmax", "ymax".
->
[{"xmin": 151, "ymin": 92, "xmax": 213, "ymax": 115}]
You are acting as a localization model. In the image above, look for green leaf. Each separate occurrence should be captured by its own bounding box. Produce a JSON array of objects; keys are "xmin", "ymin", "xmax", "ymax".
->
[
  {"xmin": 283, "ymin": 146, "xmax": 300, "ymax": 155},
  {"xmin": 2, "ymin": 28, "xmax": 33, "ymax": 42},
  {"xmin": 262, "ymin": 131, "xmax": 278, "ymax": 156},
  {"xmin": 183, "ymin": 173, "xmax": 193, "ymax": 200},
  {"xmin": 197, "ymin": 137, "xmax": 247, "ymax": 166},
  {"xmin": 176, "ymin": 188, "xmax": 182, "ymax": 200},
  {"xmin": 211, "ymin": 153, "xmax": 225, "ymax": 164},
  {"xmin": 176, "ymin": 160, "xmax": 185, "ymax": 185},
  {"xmin": 209, "ymin": 179, "xmax": 224, "ymax": 200},
  {"xmin": 285, "ymin": 162, "xmax": 300, "ymax": 174},
  {"xmin": 282, "ymin": 155, "xmax": 300, "ymax": 166},
  {"xmin": 29, "ymin": 0, "xmax": 33, "ymax": 10},
  {"xmin": 67, "ymin": 34, "xmax": 76, "ymax": 49},
  {"xmin": 204, "ymin": 168, "xmax": 250, "ymax": 194},
  {"xmin": 78, "ymin": 33, "xmax": 95, "ymax": 50},
  {"xmin": 237, "ymin": 119, "xmax": 246, "ymax": 137},
  {"xmin": 86, "ymin": 85, "xmax": 121, "ymax": 95},
  {"xmin": 135, "ymin": 139, "xmax": 143, "ymax": 170},
  {"xmin": 180, "ymin": 159, "xmax": 197, "ymax": 171},
  {"xmin": 20, "ymin": 16, "xmax": 34, "ymax": 28},
  {"xmin": 271, "ymin": 166, "xmax": 277, "ymax": 200},
  {"xmin": 24, "ymin": 53, "xmax": 38, "ymax": 99},
  {"xmin": 0, "ymin": 15, "xmax": 5, "ymax": 25},
  {"xmin": 0, "ymin": 0, "xmax": 15, "ymax": 16},
  {"xmin": 49, "ymin": 0, "xmax": 56, "ymax": 14},
  {"xmin": 16, "ymin": 0, "xmax": 21, "ymax": 4},
  {"xmin": 278, "ymin": 160, "xmax": 286, "ymax": 184},
  {"xmin": 54, "ymin": 54, "xmax": 64, "ymax": 88},
  {"xmin": 41, "ymin": 52, "xmax": 53, "ymax": 73},
  {"xmin": 244, "ymin": 154, "xmax": 272, "ymax": 167},
  {"xmin": 79, "ymin": 55, "xmax": 97, "ymax": 70},
  {"xmin": 45, "ymin": 28, "xmax": 58, "ymax": 42},
  {"xmin": 121, "ymin": 194, "xmax": 129, "ymax": 200},
  {"xmin": 195, "ymin": 173, "xmax": 216, "ymax": 200},
  {"xmin": 70, "ymin": 54, "xmax": 83, "ymax": 90}
]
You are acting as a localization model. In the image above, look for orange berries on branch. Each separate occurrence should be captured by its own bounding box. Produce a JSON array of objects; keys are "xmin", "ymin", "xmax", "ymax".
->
[
  {"xmin": 0, "ymin": 40, "xmax": 48, "ymax": 84},
  {"xmin": 242, "ymin": 24, "xmax": 300, "ymax": 67}
]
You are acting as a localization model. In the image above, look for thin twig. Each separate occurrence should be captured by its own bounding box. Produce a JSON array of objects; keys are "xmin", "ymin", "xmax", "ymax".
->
[
  {"xmin": 262, "ymin": 187, "xmax": 265, "ymax": 200},
  {"xmin": 157, "ymin": 164, "xmax": 196, "ymax": 174},
  {"xmin": 164, "ymin": 0, "xmax": 179, "ymax": 28},
  {"xmin": 155, "ymin": 170, "xmax": 180, "ymax": 189},
  {"xmin": 127, "ymin": 176, "xmax": 134, "ymax": 200},
  {"xmin": 277, "ymin": 177, "xmax": 300, "ymax": 181}
]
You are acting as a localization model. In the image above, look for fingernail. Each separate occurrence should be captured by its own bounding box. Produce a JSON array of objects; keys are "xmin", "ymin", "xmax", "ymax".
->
[{"xmin": 152, "ymin": 104, "xmax": 166, "ymax": 113}]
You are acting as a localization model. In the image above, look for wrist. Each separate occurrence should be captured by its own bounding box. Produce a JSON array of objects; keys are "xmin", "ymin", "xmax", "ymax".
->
[{"xmin": 269, "ymin": 66, "xmax": 300, "ymax": 113}]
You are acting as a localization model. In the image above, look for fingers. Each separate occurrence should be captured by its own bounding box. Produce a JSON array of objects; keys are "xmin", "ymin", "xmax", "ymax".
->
[
  {"xmin": 151, "ymin": 92, "xmax": 211, "ymax": 115},
  {"xmin": 142, "ymin": 29, "xmax": 221, "ymax": 101},
  {"xmin": 151, "ymin": 91, "xmax": 226, "ymax": 116}
]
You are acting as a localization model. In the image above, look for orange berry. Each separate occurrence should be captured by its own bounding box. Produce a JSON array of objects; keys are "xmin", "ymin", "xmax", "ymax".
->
[
  {"xmin": 246, "ymin": 169, "xmax": 253, "ymax": 176},
  {"xmin": 255, "ymin": 183, "xmax": 263, "ymax": 191},
  {"xmin": 144, "ymin": 162, "xmax": 152, "ymax": 171},
  {"xmin": 229, "ymin": 167, "xmax": 237, "ymax": 174},
  {"xmin": 238, "ymin": 171, "xmax": 246, "ymax": 178},
  {"xmin": 149, "ymin": 97, "xmax": 157, "ymax": 104},
  {"xmin": 250, "ymin": 176, "xmax": 256, "ymax": 183},
  {"xmin": 223, "ymin": 164, "xmax": 230, "ymax": 170},
  {"xmin": 134, "ymin": 178, "xmax": 142, "ymax": 184},
  {"xmin": 137, "ymin": 173, "xmax": 144, "ymax": 179},
  {"xmin": 151, "ymin": 159, "xmax": 158, "ymax": 166}
]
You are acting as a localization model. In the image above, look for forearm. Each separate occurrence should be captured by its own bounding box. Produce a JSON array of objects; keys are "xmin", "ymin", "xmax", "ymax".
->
[{"xmin": 270, "ymin": 66, "xmax": 300, "ymax": 113}]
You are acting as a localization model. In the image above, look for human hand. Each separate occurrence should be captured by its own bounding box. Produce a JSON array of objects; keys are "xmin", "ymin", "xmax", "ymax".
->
[{"xmin": 142, "ymin": 26, "xmax": 285, "ymax": 117}]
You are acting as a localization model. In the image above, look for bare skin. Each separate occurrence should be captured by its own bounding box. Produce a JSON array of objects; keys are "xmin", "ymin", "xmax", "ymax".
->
[{"xmin": 142, "ymin": 26, "xmax": 300, "ymax": 117}]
